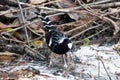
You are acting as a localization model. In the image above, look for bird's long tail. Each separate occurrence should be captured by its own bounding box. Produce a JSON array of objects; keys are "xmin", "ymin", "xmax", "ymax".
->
[{"xmin": 35, "ymin": 12, "xmax": 54, "ymax": 28}]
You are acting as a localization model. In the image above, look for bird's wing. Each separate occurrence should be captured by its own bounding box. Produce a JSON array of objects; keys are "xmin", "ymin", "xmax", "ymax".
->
[{"xmin": 48, "ymin": 30, "xmax": 67, "ymax": 47}]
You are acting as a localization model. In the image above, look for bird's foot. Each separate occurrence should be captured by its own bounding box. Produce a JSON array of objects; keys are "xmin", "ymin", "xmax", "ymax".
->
[
  {"xmin": 63, "ymin": 63, "xmax": 68, "ymax": 68},
  {"xmin": 63, "ymin": 64, "xmax": 71, "ymax": 77},
  {"xmin": 48, "ymin": 59, "xmax": 54, "ymax": 68}
]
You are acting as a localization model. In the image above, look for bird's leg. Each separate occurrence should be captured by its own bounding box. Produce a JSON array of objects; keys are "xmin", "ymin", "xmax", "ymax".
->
[
  {"xmin": 48, "ymin": 59, "xmax": 53, "ymax": 68},
  {"xmin": 48, "ymin": 52, "xmax": 55, "ymax": 67},
  {"xmin": 63, "ymin": 53, "xmax": 72, "ymax": 77},
  {"xmin": 63, "ymin": 53, "xmax": 69, "ymax": 68},
  {"xmin": 63, "ymin": 55, "xmax": 67, "ymax": 68},
  {"xmin": 65, "ymin": 53, "xmax": 69, "ymax": 65}
]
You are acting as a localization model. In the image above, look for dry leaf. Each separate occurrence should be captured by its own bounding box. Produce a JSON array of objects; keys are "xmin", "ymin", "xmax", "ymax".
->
[
  {"xmin": 29, "ymin": 0, "xmax": 47, "ymax": 4},
  {"xmin": 113, "ymin": 43, "xmax": 120, "ymax": 52},
  {"xmin": 0, "ymin": 22, "xmax": 19, "ymax": 29},
  {"xmin": 0, "ymin": 22, "xmax": 7, "ymax": 29},
  {"xmin": 30, "ymin": 40, "xmax": 43, "ymax": 48},
  {"xmin": 13, "ymin": 32, "xmax": 24, "ymax": 41},
  {"xmin": 2, "ymin": 27, "xmax": 12, "ymax": 32},
  {"xmin": 57, "ymin": 0, "xmax": 75, "ymax": 8},
  {"xmin": 103, "ymin": 17, "xmax": 119, "ymax": 35},
  {"xmin": 67, "ymin": 13, "xmax": 79, "ymax": 20},
  {"xmin": 0, "ymin": 51, "xmax": 19, "ymax": 62},
  {"xmin": 82, "ymin": 0, "xmax": 91, "ymax": 3}
]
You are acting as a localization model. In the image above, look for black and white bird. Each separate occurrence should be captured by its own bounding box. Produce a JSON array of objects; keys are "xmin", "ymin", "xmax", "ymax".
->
[{"xmin": 35, "ymin": 12, "xmax": 73, "ymax": 67}]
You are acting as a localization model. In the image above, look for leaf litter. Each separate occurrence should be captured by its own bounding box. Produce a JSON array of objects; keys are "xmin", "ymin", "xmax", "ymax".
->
[
  {"xmin": 0, "ymin": 0, "xmax": 120, "ymax": 80},
  {"xmin": 0, "ymin": 44, "xmax": 120, "ymax": 80}
]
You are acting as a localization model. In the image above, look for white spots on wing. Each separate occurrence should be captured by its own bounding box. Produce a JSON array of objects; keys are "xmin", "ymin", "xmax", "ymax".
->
[
  {"xmin": 49, "ymin": 37, "xmax": 52, "ymax": 47},
  {"xmin": 68, "ymin": 42, "xmax": 72, "ymax": 49},
  {"xmin": 48, "ymin": 29, "xmax": 52, "ymax": 32},
  {"xmin": 58, "ymin": 37, "xmax": 66, "ymax": 44}
]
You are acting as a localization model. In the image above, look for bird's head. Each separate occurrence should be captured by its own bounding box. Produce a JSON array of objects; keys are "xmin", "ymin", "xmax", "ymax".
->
[{"xmin": 43, "ymin": 25, "xmax": 56, "ymax": 32}]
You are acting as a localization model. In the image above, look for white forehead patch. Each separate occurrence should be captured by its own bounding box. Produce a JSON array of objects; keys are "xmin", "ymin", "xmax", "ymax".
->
[{"xmin": 67, "ymin": 43, "xmax": 72, "ymax": 49}]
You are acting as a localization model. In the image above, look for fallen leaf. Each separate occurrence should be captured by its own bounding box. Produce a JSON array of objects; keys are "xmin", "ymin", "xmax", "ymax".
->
[
  {"xmin": 0, "ymin": 22, "xmax": 7, "ymax": 29},
  {"xmin": 67, "ymin": 13, "xmax": 79, "ymax": 20},
  {"xmin": 1, "ymin": 27, "xmax": 12, "ymax": 32},
  {"xmin": 0, "ymin": 22, "xmax": 19, "ymax": 29},
  {"xmin": 29, "ymin": 0, "xmax": 47, "ymax": 4},
  {"xmin": 1, "ymin": 27, "xmax": 24, "ymax": 40},
  {"xmin": 82, "ymin": 38, "xmax": 90, "ymax": 46},
  {"xmin": 0, "ymin": 51, "xmax": 19, "ymax": 62},
  {"xmin": 13, "ymin": 32, "xmax": 24, "ymax": 41},
  {"xmin": 82, "ymin": 0, "xmax": 91, "ymax": 3},
  {"xmin": 30, "ymin": 40, "xmax": 43, "ymax": 48},
  {"xmin": 113, "ymin": 43, "xmax": 120, "ymax": 52},
  {"xmin": 57, "ymin": 0, "xmax": 75, "ymax": 8}
]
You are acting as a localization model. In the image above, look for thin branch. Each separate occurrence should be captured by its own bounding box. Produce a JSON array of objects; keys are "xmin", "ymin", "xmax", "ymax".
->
[
  {"xmin": 64, "ymin": 18, "xmax": 97, "ymax": 35},
  {"xmin": 73, "ymin": 27, "xmax": 109, "ymax": 44},
  {"xmin": 24, "ymin": 44, "xmax": 45, "ymax": 60},
  {"xmin": 16, "ymin": 0, "xmax": 30, "ymax": 44},
  {"xmin": 76, "ymin": 0, "xmax": 119, "ymax": 35},
  {"xmin": 99, "ymin": 58, "xmax": 112, "ymax": 80},
  {"xmin": 69, "ymin": 23, "xmax": 104, "ymax": 40}
]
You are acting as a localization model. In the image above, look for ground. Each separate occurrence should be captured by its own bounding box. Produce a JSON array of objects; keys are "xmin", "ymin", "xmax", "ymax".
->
[{"xmin": 0, "ymin": 44, "xmax": 120, "ymax": 80}]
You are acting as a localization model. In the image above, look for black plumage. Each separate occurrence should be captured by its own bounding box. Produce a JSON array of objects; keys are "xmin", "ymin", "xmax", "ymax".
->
[
  {"xmin": 35, "ymin": 12, "xmax": 73, "ymax": 66},
  {"xmin": 36, "ymin": 13, "xmax": 73, "ymax": 55},
  {"xmin": 46, "ymin": 30, "xmax": 72, "ymax": 54}
]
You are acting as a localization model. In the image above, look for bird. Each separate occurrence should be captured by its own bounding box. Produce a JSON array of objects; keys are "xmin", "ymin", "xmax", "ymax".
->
[{"xmin": 35, "ymin": 12, "xmax": 73, "ymax": 67}]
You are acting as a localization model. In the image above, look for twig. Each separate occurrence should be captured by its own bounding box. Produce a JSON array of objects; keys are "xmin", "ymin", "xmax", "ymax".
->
[
  {"xmin": 64, "ymin": 18, "xmax": 97, "ymax": 35},
  {"xmin": 73, "ymin": 27, "xmax": 109, "ymax": 44},
  {"xmin": 91, "ymin": 47, "xmax": 112, "ymax": 80},
  {"xmin": 88, "ymin": 2, "xmax": 120, "ymax": 9},
  {"xmin": 26, "ymin": 26, "xmax": 43, "ymax": 37},
  {"xmin": 74, "ymin": 0, "xmax": 114, "ymax": 10},
  {"xmin": 75, "ymin": 1, "xmax": 120, "ymax": 10},
  {"xmin": 76, "ymin": 0, "xmax": 119, "ymax": 35},
  {"xmin": 98, "ymin": 58, "xmax": 112, "ymax": 80},
  {"xmin": 0, "ymin": 34, "xmax": 25, "ymax": 44},
  {"xmin": 24, "ymin": 44, "xmax": 45, "ymax": 60},
  {"xmin": 104, "ymin": 8, "xmax": 120, "ymax": 16},
  {"xmin": 98, "ymin": 58, "xmax": 100, "ymax": 77},
  {"xmin": 0, "ymin": 6, "xmax": 34, "ymax": 16},
  {"xmin": 100, "ymin": 16, "xmax": 119, "ymax": 35},
  {"xmin": 16, "ymin": 0, "xmax": 30, "ymax": 44},
  {"xmin": 1, "ymin": 1, "xmax": 120, "ymax": 16},
  {"xmin": 20, "ymin": 1, "xmax": 120, "ymax": 13},
  {"xmin": 41, "ymin": 0, "xmax": 60, "ymax": 6},
  {"xmin": 3, "ymin": 20, "xmax": 39, "ymax": 33},
  {"xmin": 20, "ymin": 2, "xmax": 71, "ymax": 12},
  {"xmin": 69, "ymin": 23, "xmax": 104, "ymax": 40}
]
